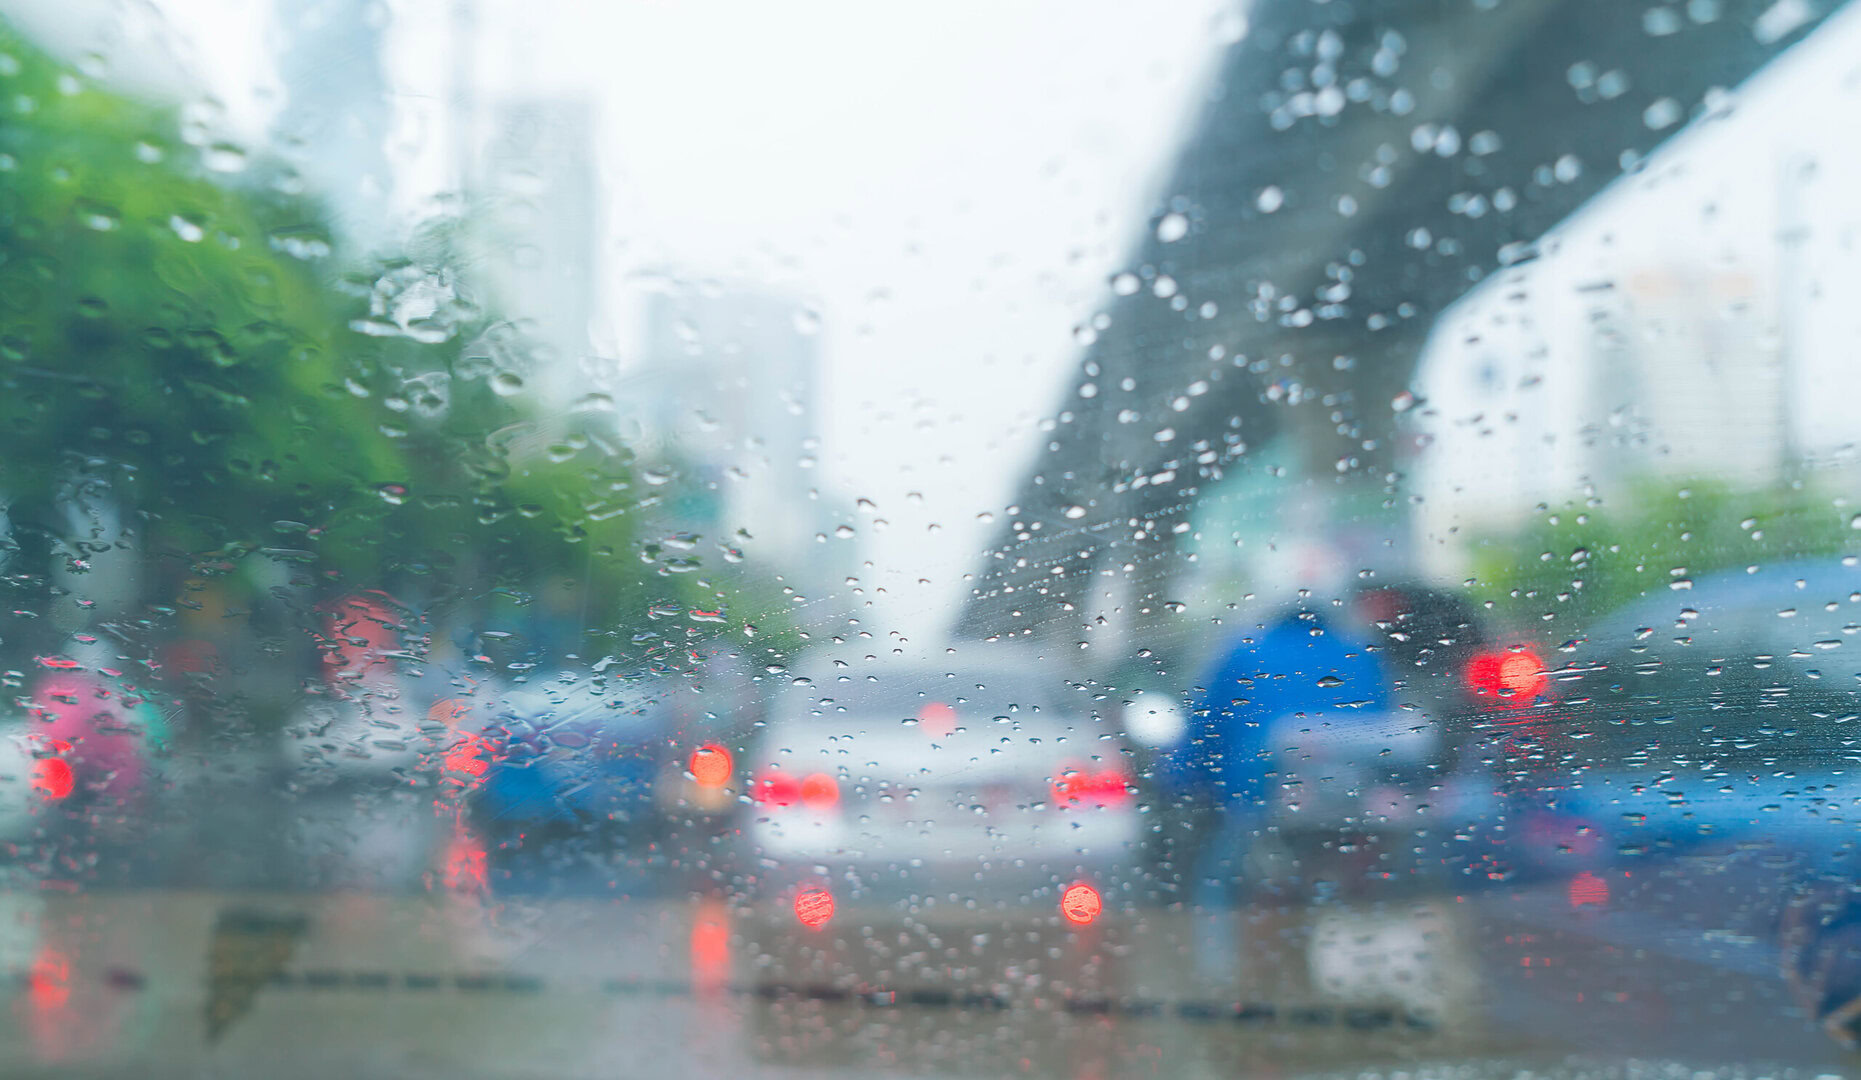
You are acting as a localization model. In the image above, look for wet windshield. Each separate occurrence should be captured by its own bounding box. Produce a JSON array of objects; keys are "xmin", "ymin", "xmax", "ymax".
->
[{"xmin": 4, "ymin": 0, "xmax": 1861, "ymax": 1076}]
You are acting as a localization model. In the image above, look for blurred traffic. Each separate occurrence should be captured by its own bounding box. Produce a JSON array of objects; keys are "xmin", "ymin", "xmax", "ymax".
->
[{"xmin": 4, "ymin": 0, "xmax": 1861, "ymax": 1075}]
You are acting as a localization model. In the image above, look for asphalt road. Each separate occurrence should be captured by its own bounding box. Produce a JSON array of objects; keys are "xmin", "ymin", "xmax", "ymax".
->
[{"xmin": 0, "ymin": 866, "xmax": 1852, "ymax": 1080}]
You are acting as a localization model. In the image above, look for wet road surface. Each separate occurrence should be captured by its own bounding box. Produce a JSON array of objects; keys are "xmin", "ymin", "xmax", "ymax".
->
[{"xmin": 0, "ymin": 870, "xmax": 1852, "ymax": 1080}]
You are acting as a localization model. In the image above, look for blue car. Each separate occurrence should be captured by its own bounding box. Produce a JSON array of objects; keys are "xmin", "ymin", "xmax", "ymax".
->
[
  {"xmin": 1507, "ymin": 559, "xmax": 1861, "ymax": 872},
  {"xmin": 466, "ymin": 675, "xmax": 668, "ymax": 848}
]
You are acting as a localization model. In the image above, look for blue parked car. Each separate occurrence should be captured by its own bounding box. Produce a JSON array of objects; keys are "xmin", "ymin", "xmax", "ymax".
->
[{"xmin": 1508, "ymin": 559, "xmax": 1861, "ymax": 872}]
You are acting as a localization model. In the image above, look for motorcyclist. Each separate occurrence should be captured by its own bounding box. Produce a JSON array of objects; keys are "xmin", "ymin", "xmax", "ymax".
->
[{"xmin": 1159, "ymin": 585, "xmax": 1389, "ymax": 981}]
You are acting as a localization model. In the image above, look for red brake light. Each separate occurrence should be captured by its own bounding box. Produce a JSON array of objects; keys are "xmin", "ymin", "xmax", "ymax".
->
[
  {"xmin": 799, "ymin": 772, "xmax": 839, "ymax": 809},
  {"xmin": 1467, "ymin": 649, "xmax": 1547, "ymax": 704},
  {"xmin": 1051, "ymin": 768, "xmax": 1131, "ymax": 805},
  {"xmin": 756, "ymin": 770, "xmax": 838, "ymax": 810},
  {"xmin": 689, "ymin": 744, "xmax": 733, "ymax": 789},
  {"xmin": 32, "ymin": 757, "xmax": 73, "ymax": 800},
  {"xmin": 794, "ymin": 887, "xmax": 835, "ymax": 928},
  {"xmin": 753, "ymin": 770, "xmax": 801, "ymax": 806},
  {"xmin": 1061, "ymin": 882, "xmax": 1102, "ymax": 925}
]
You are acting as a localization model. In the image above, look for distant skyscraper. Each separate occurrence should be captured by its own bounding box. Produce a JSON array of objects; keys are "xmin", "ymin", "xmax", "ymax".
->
[
  {"xmin": 633, "ymin": 286, "xmax": 851, "ymax": 586},
  {"xmin": 472, "ymin": 98, "xmax": 599, "ymax": 406},
  {"xmin": 270, "ymin": 0, "xmax": 394, "ymax": 246}
]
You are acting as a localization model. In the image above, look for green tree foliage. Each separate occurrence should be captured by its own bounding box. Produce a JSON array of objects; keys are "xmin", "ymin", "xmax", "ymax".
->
[
  {"xmin": 0, "ymin": 22, "xmax": 715, "ymax": 651},
  {"xmin": 1466, "ymin": 476, "xmax": 1855, "ymax": 627}
]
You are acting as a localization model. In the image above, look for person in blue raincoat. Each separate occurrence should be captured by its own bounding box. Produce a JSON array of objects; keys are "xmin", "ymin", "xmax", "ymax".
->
[{"xmin": 1160, "ymin": 601, "xmax": 1390, "ymax": 978}]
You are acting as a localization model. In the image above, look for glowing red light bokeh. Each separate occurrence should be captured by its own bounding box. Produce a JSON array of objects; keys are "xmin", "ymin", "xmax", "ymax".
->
[
  {"xmin": 1051, "ymin": 768, "xmax": 1131, "ymax": 806},
  {"xmin": 794, "ymin": 887, "xmax": 835, "ymax": 929},
  {"xmin": 28, "ymin": 947, "xmax": 71, "ymax": 1009},
  {"xmin": 1061, "ymin": 883, "xmax": 1102, "ymax": 925},
  {"xmin": 918, "ymin": 702, "xmax": 958, "ymax": 738},
  {"xmin": 799, "ymin": 772, "xmax": 839, "ymax": 809},
  {"xmin": 33, "ymin": 757, "xmax": 74, "ymax": 800},
  {"xmin": 691, "ymin": 898, "xmax": 730, "ymax": 989},
  {"xmin": 443, "ymin": 733, "xmax": 490, "ymax": 778},
  {"xmin": 755, "ymin": 769, "xmax": 842, "ymax": 811},
  {"xmin": 689, "ymin": 744, "xmax": 733, "ymax": 789},
  {"xmin": 443, "ymin": 825, "xmax": 489, "ymax": 893},
  {"xmin": 754, "ymin": 770, "xmax": 801, "ymax": 806},
  {"xmin": 1567, "ymin": 870, "xmax": 1610, "ymax": 908},
  {"xmin": 428, "ymin": 697, "xmax": 471, "ymax": 728},
  {"xmin": 1467, "ymin": 649, "xmax": 1547, "ymax": 704}
]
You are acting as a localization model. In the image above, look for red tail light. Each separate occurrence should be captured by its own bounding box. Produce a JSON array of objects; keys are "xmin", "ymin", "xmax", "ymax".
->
[
  {"xmin": 32, "ymin": 757, "xmax": 74, "ymax": 800},
  {"xmin": 799, "ymin": 772, "xmax": 839, "ymax": 809},
  {"xmin": 1467, "ymin": 649, "xmax": 1547, "ymax": 705},
  {"xmin": 754, "ymin": 769, "xmax": 840, "ymax": 810},
  {"xmin": 688, "ymin": 744, "xmax": 733, "ymax": 789},
  {"xmin": 1061, "ymin": 882, "xmax": 1103, "ymax": 925},
  {"xmin": 794, "ymin": 887, "xmax": 835, "ymax": 928},
  {"xmin": 753, "ymin": 770, "xmax": 801, "ymax": 806},
  {"xmin": 1051, "ymin": 767, "xmax": 1132, "ymax": 806}
]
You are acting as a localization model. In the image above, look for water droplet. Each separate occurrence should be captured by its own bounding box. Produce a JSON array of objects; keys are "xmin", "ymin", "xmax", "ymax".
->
[
  {"xmin": 1110, "ymin": 272, "xmax": 1141, "ymax": 296},
  {"xmin": 268, "ymin": 225, "xmax": 332, "ymax": 260},
  {"xmin": 1212, "ymin": 8, "xmax": 1250, "ymax": 43},
  {"xmin": 833, "ymin": 524, "xmax": 856, "ymax": 539},
  {"xmin": 169, "ymin": 215, "xmax": 204, "ymax": 242},
  {"xmin": 1643, "ymin": 97, "xmax": 1682, "ymax": 130},
  {"xmin": 1391, "ymin": 390, "xmax": 1416, "ymax": 412},
  {"xmin": 377, "ymin": 483, "xmax": 408, "ymax": 506},
  {"xmin": 71, "ymin": 200, "xmax": 120, "ymax": 233},
  {"xmin": 1062, "ymin": 505, "xmax": 1087, "ymax": 520},
  {"xmin": 1315, "ymin": 675, "xmax": 1344, "ymax": 687},
  {"xmin": 202, "ymin": 142, "xmax": 247, "ymax": 173},
  {"xmin": 491, "ymin": 371, "xmax": 525, "ymax": 396},
  {"xmin": 1156, "ymin": 212, "xmax": 1189, "ymax": 243},
  {"xmin": 1256, "ymin": 186, "xmax": 1284, "ymax": 213},
  {"xmin": 1643, "ymin": 6, "xmax": 1683, "ymax": 35}
]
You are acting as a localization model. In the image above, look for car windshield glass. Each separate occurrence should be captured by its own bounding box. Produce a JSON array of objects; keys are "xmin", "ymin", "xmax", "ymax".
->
[{"xmin": 5, "ymin": 0, "xmax": 1861, "ymax": 1076}]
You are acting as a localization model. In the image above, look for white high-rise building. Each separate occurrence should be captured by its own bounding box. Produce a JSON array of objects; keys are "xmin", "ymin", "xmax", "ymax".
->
[{"xmin": 1405, "ymin": 3, "xmax": 1861, "ymax": 580}]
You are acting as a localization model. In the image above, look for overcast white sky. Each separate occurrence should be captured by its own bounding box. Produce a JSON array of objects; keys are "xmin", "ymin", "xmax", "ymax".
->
[
  {"xmin": 6, "ymin": 0, "xmax": 1234, "ymax": 641},
  {"xmin": 441, "ymin": 0, "xmax": 1234, "ymax": 643}
]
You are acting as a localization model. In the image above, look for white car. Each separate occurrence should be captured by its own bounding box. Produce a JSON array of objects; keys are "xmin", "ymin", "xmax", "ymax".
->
[{"xmin": 733, "ymin": 655, "xmax": 1143, "ymax": 1020}]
